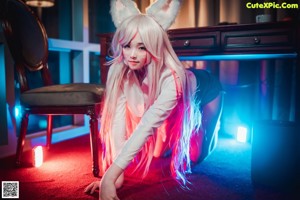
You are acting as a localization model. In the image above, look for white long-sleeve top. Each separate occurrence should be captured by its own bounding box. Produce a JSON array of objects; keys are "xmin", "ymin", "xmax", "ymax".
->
[{"xmin": 112, "ymin": 67, "xmax": 196, "ymax": 170}]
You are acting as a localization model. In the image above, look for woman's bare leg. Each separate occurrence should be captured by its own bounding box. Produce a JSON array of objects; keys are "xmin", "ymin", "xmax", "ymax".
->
[{"xmin": 190, "ymin": 93, "xmax": 223, "ymax": 164}]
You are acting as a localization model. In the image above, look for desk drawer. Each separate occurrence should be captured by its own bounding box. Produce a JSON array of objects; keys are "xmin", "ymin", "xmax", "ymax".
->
[
  {"xmin": 169, "ymin": 32, "xmax": 219, "ymax": 55},
  {"xmin": 222, "ymin": 29, "xmax": 294, "ymax": 52}
]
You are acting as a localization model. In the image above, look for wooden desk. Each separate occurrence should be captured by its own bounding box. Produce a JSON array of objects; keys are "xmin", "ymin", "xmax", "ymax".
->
[
  {"xmin": 98, "ymin": 21, "xmax": 300, "ymax": 122},
  {"xmin": 168, "ymin": 21, "xmax": 298, "ymax": 55}
]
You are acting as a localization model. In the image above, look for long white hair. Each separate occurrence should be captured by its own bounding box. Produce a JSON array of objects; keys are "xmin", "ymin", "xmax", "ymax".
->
[{"xmin": 100, "ymin": 14, "xmax": 201, "ymax": 185}]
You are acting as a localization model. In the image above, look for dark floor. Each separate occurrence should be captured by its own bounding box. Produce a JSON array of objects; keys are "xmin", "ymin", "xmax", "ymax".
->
[{"xmin": 0, "ymin": 134, "xmax": 299, "ymax": 200}]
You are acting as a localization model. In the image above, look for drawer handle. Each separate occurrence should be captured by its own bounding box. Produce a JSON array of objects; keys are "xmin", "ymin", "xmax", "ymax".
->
[
  {"xmin": 254, "ymin": 37, "xmax": 261, "ymax": 44},
  {"xmin": 184, "ymin": 40, "xmax": 190, "ymax": 47}
]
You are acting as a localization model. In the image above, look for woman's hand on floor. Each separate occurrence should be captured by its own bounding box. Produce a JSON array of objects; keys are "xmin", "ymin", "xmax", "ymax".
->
[
  {"xmin": 84, "ymin": 181, "xmax": 99, "ymax": 194},
  {"xmin": 84, "ymin": 180, "xmax": 120, "ymax": 200},
  {"xmin": 85, "ymin": 163, "xmax": 123, "ymax": 199}
]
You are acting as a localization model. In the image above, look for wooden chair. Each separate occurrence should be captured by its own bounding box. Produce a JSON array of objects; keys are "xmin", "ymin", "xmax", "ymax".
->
[{"xmin": 1, "ymin": 0, "xmax": 104, "ymax": 177}]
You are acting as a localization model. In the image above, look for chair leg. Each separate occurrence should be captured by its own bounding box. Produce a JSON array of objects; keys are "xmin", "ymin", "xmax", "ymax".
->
[
  {"xmin": 89, "ymin": 114, "xmax": 100, "ymax": 177},
  {"xmin": 46, "ymin": 115, "xmax": 53, "ymax": 150},
  {"xmin": 16, "ymin": 113, "xmax": 29, "ymax": 166}
]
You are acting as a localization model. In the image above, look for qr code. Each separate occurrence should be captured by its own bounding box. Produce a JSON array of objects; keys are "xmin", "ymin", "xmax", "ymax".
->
[{"xmin": 2, "ymin": 181, "xmax": 19, "ymax": 199}]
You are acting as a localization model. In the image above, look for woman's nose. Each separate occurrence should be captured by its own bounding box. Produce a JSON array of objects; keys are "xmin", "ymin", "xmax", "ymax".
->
[{"xmin": 130, "ymin": 49, "xmax": 137, "ymax": 59}]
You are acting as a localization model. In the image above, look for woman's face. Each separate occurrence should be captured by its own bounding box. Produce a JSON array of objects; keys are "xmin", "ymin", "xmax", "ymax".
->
[{"xmin": 122, "ymin": 33, "xmax": 149, "ymax": 71}]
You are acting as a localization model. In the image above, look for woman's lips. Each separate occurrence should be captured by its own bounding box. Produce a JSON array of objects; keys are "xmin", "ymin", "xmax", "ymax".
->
[{"xmin": 129, "ymin": 61, "xmax": 139, "ymax": 65}]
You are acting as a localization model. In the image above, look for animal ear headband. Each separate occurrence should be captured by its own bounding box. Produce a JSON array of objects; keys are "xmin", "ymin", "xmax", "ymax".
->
[{"xmin": 110, "ymin": 0, "xmax": 182, "ymax": 30}]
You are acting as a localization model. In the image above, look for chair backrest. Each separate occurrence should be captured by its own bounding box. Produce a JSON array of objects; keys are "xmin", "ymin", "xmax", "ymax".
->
[{"xmin": 1, "ymin": 0, "xmax": 52, "ymax": 92}]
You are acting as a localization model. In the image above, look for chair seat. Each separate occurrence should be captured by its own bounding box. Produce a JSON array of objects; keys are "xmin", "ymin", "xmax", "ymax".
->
[{"xmin": 20, "ymin": 83, "xmax": 105, "ymax": 106}]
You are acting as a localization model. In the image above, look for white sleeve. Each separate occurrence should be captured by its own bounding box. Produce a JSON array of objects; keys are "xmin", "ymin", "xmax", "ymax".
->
[
  {"xmin": 110, "ymin": 91, "xmax": 127, "ymax": 159},
  {"xmin": 113, "ymin": 76, "xmax": 181, "ymax": 169}
]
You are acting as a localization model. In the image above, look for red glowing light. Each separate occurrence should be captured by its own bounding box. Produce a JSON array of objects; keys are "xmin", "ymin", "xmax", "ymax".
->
[{"xmin": 33, "ymin": 146, "xmax": 43, "ymax": 167}]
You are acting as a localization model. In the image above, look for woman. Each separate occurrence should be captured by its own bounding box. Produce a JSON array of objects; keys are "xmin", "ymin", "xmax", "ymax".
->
[{"xmin": 85, "ymin": 1, "xmax": 223, "ymax": 199}]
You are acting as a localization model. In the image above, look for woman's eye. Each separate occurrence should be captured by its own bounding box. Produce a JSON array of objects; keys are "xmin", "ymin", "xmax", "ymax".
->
[
  {"xmin": 123, "ymin": 44, "xmax": 130, "ymax": 48},
  {"xmin": 139, "ymin": 46, "xmax": 146, "ymax": 50}
]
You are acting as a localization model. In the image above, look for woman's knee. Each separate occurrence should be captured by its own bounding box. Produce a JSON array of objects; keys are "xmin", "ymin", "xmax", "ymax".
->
[{"xmin": 189, "ymin": 129, "xmax": 204, "ymax": 163}]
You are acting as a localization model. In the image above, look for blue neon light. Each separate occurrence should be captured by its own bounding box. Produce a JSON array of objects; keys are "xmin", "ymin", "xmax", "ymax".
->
[
  {"xmin": 179, "ymin": 53, "xmax": 297, "ymax": 61},
  {"xmin": 14, "ymin": 105, "xmax": 22, "ymax": 118},
  {"xmin": 237, "ymin": 126, "xmax": 248, "ymax": 143}
]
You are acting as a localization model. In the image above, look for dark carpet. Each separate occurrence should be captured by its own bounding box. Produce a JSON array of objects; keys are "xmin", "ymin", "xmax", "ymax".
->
[{"xmin": 0, "ymin": 134, "xmax": 298, "ymax": 200}]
